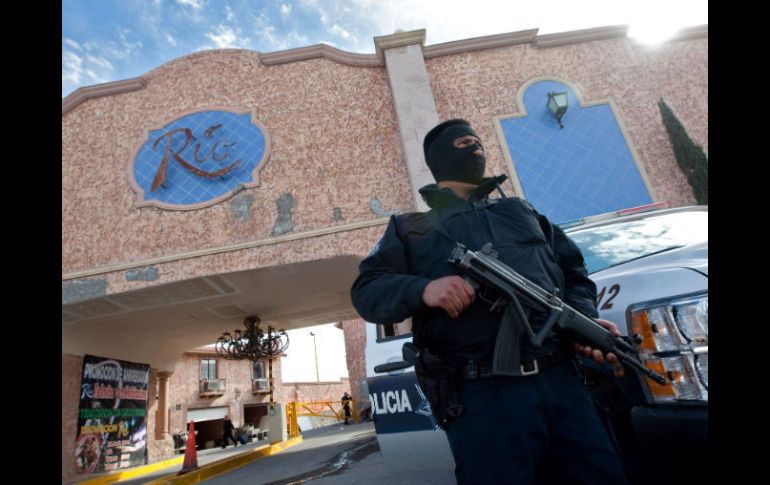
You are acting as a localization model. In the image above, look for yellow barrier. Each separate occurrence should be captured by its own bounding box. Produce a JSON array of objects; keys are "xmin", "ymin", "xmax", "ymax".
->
[
  {"xmin": 286, "ymin": 401, "xmax": 300, "ymax": 438},
  {"xmin": 290, "ymin": 399, "xmax": 358, "ymax": 423}
]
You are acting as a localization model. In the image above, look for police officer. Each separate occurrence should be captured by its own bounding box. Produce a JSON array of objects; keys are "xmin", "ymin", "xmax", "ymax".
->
[{"xmin": 350, "ymin": 119, "xmax": 630, "ymax": 484}]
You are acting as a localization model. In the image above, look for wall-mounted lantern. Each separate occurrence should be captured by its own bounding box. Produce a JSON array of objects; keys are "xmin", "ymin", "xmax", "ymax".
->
[{"xmin": 547, "ymin": 92, "xmax": 569, "ymax": 128}]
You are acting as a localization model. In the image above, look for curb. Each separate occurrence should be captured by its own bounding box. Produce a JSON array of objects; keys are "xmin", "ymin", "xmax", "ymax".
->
[
  {"xmin": 77, "ymin": 455, "xmax": 185, "ymax": 485},
  {"xmin": 75, "ymin": 436, "xmax": 302, "ymax": 485},
  {"xmin": 145, "ymin": 436, "xmax": 303, "ymax": 485}
]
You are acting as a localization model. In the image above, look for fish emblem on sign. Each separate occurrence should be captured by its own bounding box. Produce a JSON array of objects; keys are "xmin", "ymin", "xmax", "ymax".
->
[{"xmin": 129, "ymin": 109, "xmax": 270, "ymax": 210}]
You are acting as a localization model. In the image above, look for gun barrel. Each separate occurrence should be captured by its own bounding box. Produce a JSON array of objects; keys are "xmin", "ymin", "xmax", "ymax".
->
[{"xmin": 613, "ymin": 349, "xmax": 667, "ymax": 385}]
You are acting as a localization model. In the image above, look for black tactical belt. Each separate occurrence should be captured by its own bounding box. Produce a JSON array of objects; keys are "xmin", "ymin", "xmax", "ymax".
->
[{"xmin": 461, "ymin": 351, "xmax": 572, "ymax": 379}]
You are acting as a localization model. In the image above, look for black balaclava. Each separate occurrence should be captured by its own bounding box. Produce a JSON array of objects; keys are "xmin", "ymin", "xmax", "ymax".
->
[{"xmin": 423, "ymin": 119, "xmax": 486, "ymax": 185}]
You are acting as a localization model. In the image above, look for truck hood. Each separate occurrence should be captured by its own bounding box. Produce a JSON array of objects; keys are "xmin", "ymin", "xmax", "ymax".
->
[
  {"xmin": 590, "ymin": 242, "xmax": 707, "ymax": 333},
  {"xmin": 593, "ymin": 242, "xmax": 708, "ymax": 279}
]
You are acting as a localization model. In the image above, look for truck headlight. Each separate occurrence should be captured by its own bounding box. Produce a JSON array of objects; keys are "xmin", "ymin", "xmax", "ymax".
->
[
  {"xmin": 673, "ymin": 297, "xmax": 708, "ymax": 344},
  {"xmin": 628, "ymin": 292, "xmax": 708, "ymax": 403},
  {"xmin": 695, "ymin": 353, "xmax": 708, "ymax": 389},
  {"xmin": 644, "ymin": 355, "xmax": 707, "ymax": 402}
]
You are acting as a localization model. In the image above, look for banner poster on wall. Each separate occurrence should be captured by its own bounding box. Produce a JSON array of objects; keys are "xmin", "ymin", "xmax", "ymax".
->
[{"xmin": 75, "ymin": 354, "xmax": 151, "ymax": 474}]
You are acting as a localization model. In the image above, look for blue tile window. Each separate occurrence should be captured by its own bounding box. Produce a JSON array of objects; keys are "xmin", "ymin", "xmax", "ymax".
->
[
  {"xmin": 132, "ymin": 110, "xmax": 267, "ymax": 208},
  {"xmin": 498, "ymin": 80, "xmax": 652, "ymax": 223}
]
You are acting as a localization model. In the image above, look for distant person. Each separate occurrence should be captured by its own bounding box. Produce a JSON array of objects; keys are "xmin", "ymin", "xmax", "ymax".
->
[
  {"xmin": 341, "ymin": 392, "xmax": 353, "ymax": 425},
  {"xmin": 222, "ymin": 415, "xmax": 238, "ymax": 448}
]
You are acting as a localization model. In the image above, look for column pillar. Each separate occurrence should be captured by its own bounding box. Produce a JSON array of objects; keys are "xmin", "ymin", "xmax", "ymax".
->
[
  {"xmin": 375, "ymin": 30, "xmax": 439, "ymax": 212},
  {"xmin": 156, "ymin": 371, "xmax": 173, "ymax": 439}
]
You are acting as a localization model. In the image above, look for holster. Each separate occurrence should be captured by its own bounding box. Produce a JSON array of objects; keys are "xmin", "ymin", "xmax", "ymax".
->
[{"xmin": 410, "ymin": 347, "xmax": 463, "ymax": 430}]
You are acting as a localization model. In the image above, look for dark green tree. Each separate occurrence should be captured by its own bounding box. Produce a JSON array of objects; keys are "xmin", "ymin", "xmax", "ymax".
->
[{"xmin": 658, "ymin": 100, "xmax": 708, "ymax": 204}]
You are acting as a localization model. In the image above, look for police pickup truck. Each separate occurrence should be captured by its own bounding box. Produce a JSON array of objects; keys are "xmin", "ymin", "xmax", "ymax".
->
[{"xmin": 364, "ymin": 204, "xmax": 707, "ymax": 483}]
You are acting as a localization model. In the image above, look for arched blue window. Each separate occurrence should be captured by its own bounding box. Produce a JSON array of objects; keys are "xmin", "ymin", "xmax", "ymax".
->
[{"xmin": 497, "ymin": 79, "xmax": 652, "ymax": 223}]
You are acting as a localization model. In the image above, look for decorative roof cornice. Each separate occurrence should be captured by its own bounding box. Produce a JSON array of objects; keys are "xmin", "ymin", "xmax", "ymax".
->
[
  {"xmin": 534, "ymin": 25, "xmax": 629, "ymax": 48},
  {"xmin": 534, "ymin": 24, "xmax": 708, "ymax": 49},
  {"xmin": 670, "ymin": 24, "xmax": 708, "ymax": 41},
  {"xmin": 62, "ymin": 77, "xmax": 146, "ymax": 115},
  {"xmin": 424, "ymin": 29, "xmax": 539, "ymax": 58},
  {"xmin": 260, "ymin": 43, "xmax": 381, "ymax": 67}
]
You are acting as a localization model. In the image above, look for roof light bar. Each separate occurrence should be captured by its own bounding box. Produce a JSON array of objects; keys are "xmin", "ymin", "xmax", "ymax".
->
[{"xmin": 558, "ymin": 201, "xmax": 669, "ymax": 230}]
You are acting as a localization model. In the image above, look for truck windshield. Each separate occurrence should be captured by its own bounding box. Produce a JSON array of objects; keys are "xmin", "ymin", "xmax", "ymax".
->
[{"xmin": 567, "ymin": 210, "xmax": 708, "ymax": 274}]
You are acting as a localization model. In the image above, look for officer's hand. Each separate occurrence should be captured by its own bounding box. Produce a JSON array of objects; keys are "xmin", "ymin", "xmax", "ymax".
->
[
  {"xmin": 422, "ymin": 276, "xmax": 476, "ymax": 319},
  {"xmin": 572, "ymin": 318, "xmax": 624, "ymax": 375}
]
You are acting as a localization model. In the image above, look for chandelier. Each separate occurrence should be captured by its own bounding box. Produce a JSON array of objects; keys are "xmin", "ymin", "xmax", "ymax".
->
[
  {"xmin": 215, "ymin": 316, "xmax": 289, "ymax": 361},
  {"xmin": 215, "ymin": 316, "xmax": 289, "ymax": 406}
]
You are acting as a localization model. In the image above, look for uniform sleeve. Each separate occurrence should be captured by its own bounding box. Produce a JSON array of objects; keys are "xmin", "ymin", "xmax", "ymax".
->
[
  {"xmin": 350, "ymin": 216, "xmax": 432, "ymax": 325},
  {"xmin": 531, "ymin": 207, "xmax": 599, "ymax": 318}
]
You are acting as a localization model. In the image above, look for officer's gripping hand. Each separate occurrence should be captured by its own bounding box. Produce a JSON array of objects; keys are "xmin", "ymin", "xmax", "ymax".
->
[
  {"xmin": 573, "ymin": 318, "xmax": 625, "ymax": 377},
  {"xmin": 421, "ymin": 276, "xmax": 476, "ymax": 319}
]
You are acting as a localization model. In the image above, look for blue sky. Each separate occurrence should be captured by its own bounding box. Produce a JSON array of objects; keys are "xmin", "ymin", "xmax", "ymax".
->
[{"xmin": 62, "ymin": 0, "xmax": 707, "ymax": 98}]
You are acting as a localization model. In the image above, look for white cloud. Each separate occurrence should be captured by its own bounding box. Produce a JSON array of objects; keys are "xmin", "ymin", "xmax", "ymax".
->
[
  {"xmin": 62, "ymin": 27, "xmax": 140, "ymax": 96},
  {"xmin": 260, "ymin": 28, "xmax": 310, "ymax": 51},
  {"xmin": 164, "ymin": 33, "xmax": 177, "ymax": 47},
  {"xmin": 62, "ymin": 38, "xmax": 81, "ymax": 51},
  {"xmin": 177, "ymin": 0, "xmax": 204, "ymax": 10},
  {"xmin": 85, "ymin": 55, "xmax": 114, "ymax": 71},
  {"xmin": 83, "ymin": 68, "xmax": 101, "ymax": 81},
  {"xmin": 252, "ymin": 9, "xmax": 309, "ymax": 51},
  {"xmin": 62, "ymin": 50, "xmax": 113, "ymax": 96},
  {"xmin": 62, "ymin": 51, "xmax": 84, "ymax": 86},
  {"xmin": 103, "ymin": 28, "xmax": 143, "ymax": 60},
  {"xmin": 204, "ymin": 24, "xmax": 249, "ymax": 48},
  {"xmin": 280, "ymin": 3, "xmax": 292, "ymax": 15},
  {"xmin": 329, "ymin": 24, "xmax": 351, "ymax": 39},
  {"xmin": 225, "ymin": 5, "xmax": 235, "ymax": 21},
  {"xmin": 175, "ymin": 0, "xmax": 207, "ymax": 22}
]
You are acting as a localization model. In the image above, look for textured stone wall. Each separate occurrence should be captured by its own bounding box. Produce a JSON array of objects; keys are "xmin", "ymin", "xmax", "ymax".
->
[
  {"xmin": 62, "ymin": 50, "xmax": 410, "ymax": 295},
  {"xmin": 167, "ymin": 351, "xmax": 282, "ymax": 434},
  {"xmin": 281, "ymin": 378, "xmax": 351, "ymax": 403}
]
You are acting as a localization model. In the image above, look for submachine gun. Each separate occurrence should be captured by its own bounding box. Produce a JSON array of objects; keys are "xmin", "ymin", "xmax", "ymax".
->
[{"xmin": 448, "ymin": 242, "xmax": 667, "ymax": 385}]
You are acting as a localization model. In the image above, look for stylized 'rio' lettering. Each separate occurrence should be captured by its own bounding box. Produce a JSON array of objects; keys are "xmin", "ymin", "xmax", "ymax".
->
[{"xmin": 150, "ymin": 127, "xmax": 241, "ymax": 191}]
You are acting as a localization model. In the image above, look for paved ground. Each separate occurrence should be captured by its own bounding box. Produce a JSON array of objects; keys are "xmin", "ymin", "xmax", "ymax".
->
[
  {"xmin": 299, "ymin": 441, "xmax": 457, "ymax": 485},
  {"xmin": 204, "ymin": 422, "xmax": 456, "ymax": 485}
]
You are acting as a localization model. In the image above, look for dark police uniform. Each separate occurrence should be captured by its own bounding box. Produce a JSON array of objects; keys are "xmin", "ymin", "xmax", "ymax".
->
[{"xmin": 351, "ymin": 175, "xmax": 629, "ymax": 485}]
